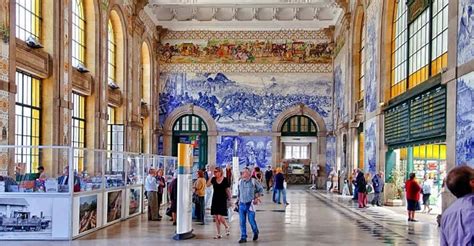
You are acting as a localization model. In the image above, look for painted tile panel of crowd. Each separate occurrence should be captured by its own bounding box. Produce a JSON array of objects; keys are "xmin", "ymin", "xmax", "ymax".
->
[
  {"xmin": 333, "ymin": 43, "xmax": 348, "ymax": 124},
  {"xmin": 216, "ymin": 136, "xmax": 272, "ymax": 169},
  {"xmin": 364, "ymin": 0, "xmax": 380, "ymax": 114},
  {"xmin": 458, "ymin": 0, "xmax": 474, "ymax": 66},
  {"xmin": 456, "ymin": 72, "xmax": 474, "ymax": 167},
  {"xmin": 325, "ymin": 136, "xmax": 336, "ymax": 176},
  {"xmin": 364, "ymin": 118, "xmax": 377, "ymax": 175},
  {"xmin": 159, "ymin": 39, "xmax": 333, "ymax": 64},
  {"xmin": 158, "ymin": 72, "xmax": 333, "ymax": 132}
]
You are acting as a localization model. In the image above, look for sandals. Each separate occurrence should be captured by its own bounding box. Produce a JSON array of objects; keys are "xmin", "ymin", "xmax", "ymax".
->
[
  {"xmin": 225, "ymin": 226, "xmax": 231, "ymax": 236},
  {"xmin": 214, "ymin": 234, "xmax": 222, "ymax": 239}
]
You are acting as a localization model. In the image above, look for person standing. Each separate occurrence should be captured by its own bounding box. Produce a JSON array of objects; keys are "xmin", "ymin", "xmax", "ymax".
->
[
  {"xmin": 405, "ymin": 173, "xmax": 422, "ymax": 222},
  {"xmin": 421, "ymin": 175, "xmax": 433, "ymax": 214},
  {"xmin": 371, "ymin": 171, "xmax": 384, "ymax": 206},
  {"xmin": 205, "ymin": 165, "xmax": 214, "ymax": 209},
  {"xmin": 238, "ymin": 167, "xmax": 264, "ymax": 243},
  {"xmin": 356, "ymin": 171, "xmax": 367, "ymax": 208},
  {"xmin": 440, "ymin": 165, "xmax": 474, "ymax": 246},
  {"xmin": 264, "ymin": 165, "xmax": 273, "ymax": 192},
  {"xmin": 207, "ymin": 167, "xmax": 231, "ymax": 239},
  {"xmin": 274, "ymin": 167, "xmax": 289, "ymax": 205},
  {"xmin": 225, "ymin": 164, "xmax": 233, "ymax": 186},
  {"xmin": 169, "ymin": 173, "xmax": 178, "ymax": 225},
  {"xmin": 352, "ymin": 169, "xmax": 359, "ymax": 201},
  {"xmin": 155, "ymin": 169, "xmax": 166, "ymax": 219},
  {"xmin": 194, "ymin": 170, "xmax": 207, "ymax": 225},
  {"xmin": 145, "ymin": 168, "xmax": 159, "ymax": 221}
]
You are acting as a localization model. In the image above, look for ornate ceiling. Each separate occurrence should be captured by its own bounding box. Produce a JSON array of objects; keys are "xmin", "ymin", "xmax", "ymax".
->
[{"xmin": 145, "ymin": 0, "xmax": 343, "ymax": 31}]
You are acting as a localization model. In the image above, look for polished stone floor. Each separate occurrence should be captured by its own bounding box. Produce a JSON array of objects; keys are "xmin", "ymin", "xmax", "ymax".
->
[{"xmin": 1, "ymin": 186, "xmax": 440, "ymax": 246}]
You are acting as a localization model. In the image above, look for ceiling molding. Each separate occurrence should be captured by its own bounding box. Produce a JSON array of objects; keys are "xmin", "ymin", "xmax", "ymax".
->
[{"xmin": 144, "ymin": 1, "xmax": 342, "ymax": 31}]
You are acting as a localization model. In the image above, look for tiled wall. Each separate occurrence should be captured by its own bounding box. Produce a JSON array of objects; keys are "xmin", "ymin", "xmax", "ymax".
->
[
  {"xmin": 456, "ymin": 71, "xmax": 474, "ymax": 167},
  {"xmin": 216, "ymin": 136, "xmax": 272, "ymax": 168},
  {"xmin": 458, "ymin": 0, "xmax": 474, "ymax": 66},
  {"xmin": 159, "ymin": 72, "xmax": 334, "ymax": 132},
  {"xmin": 364, "ymin": 117, "xmax": 377, "ymax": 175},
  {"xmin": 364, "ymin": 0, "xmax": 381, "ymax": 114}
]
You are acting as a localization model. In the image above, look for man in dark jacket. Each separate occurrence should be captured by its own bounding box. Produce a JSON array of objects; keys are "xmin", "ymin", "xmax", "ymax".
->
[
  {"xmin": 264, "ymin": 165, "xmax": 273, "ymax": 192},
  {"xmin": 371, "ymin": 171, "xmax": 384, "ymax": 206}
]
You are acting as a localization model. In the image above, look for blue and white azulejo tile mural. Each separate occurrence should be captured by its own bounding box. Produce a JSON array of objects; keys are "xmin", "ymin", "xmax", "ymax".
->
[
  {"xmin": 159, "ymin": 72, "xmax": 333, "ymax": 132},
  {"xmin": 364, "ymin": 0, "xmax": 380, "ymax": 114},
  {"xmin": 456, "ymin": 72, "xmax": 474, "ymax": 167},
  {"xmin": 458, "ymin": 0, "xmax": 474, "ymax": 66},
  {"xmin": 326, "ymin": 136, "xmax": 336, "ymax": 176},
  {"xmin": 216, "ymin": 136, "xmax": 272, "ymax": 169},
  {"xmin": 334, "ymin": 44, "xmax": 348, "ymax": 124},
  {"xmin": 364, "ymin": 118, "xmax": 377, "ymax": 175}
]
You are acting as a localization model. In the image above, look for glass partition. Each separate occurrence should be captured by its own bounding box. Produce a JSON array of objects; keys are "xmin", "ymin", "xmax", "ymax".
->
[
  {"xmin": 127, "ymin": 153, "xmax": 144, "ymax": 185},
  {"xmin": 164, "ymin": 157, "xmax": 177, "ymax": 185},
  {"xmin": 0, "ymin": 146, "xmax": 72, "ymax": 193},
  {"xmin": 74, "ymin": 148, "xmax": 104, "ymax": 192},
  {"xmin": 105, "ymin": 151, "xmax": 125, "ymax": 188}
]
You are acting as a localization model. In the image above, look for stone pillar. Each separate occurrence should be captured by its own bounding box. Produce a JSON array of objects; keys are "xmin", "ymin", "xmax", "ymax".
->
[{"xmin": 0, "ymin": 1, "xmax": 16, "ymax": 176}]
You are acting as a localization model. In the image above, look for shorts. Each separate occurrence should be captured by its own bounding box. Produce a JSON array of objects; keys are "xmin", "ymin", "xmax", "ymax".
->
[{"xmin": 422, "ymin": 194, "xmax": 431, "ymax": 205}]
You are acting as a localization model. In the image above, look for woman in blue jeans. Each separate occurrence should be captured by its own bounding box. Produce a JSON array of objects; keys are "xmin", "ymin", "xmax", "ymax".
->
[{"xmin": 274, "ymin": 167, "xmax": 289, "ymax": 205}]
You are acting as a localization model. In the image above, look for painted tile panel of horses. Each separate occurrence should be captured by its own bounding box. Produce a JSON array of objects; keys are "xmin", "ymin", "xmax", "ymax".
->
[{"xmin": 159, "ymin": 72, "xmax": 333, "ymax": 132}]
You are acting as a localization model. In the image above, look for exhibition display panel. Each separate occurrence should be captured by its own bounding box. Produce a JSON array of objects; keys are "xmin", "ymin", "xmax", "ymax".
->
[{"xmin": 0, "ymin": 146, "xmax": 177, "ymax": 240}]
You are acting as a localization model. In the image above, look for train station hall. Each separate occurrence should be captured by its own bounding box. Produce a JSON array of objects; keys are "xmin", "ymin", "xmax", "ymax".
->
[{"xmin": 0, "ymin": 0, "xmax": 473, "ymax": 245}]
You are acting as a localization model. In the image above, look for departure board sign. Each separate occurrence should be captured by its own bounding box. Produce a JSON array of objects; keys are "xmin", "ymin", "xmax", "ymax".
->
[{"xmin": 384, "ymin": 86, "xmax": 446, "ymax": 147}]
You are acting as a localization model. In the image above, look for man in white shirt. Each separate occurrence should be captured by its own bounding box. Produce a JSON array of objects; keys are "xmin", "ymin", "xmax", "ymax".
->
[{"xmin": 145, "ymin": 168, "xmax": 159, "ymax": 221}]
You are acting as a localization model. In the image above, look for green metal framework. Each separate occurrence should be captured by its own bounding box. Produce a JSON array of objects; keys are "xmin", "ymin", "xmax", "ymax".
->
[
  {"xmin": 281, "ymin": 115, "xmax": 317, "ymax": 136},
  {"xmin": 172, "ymin": 114, "xmax": 208, "ymax": 169}
]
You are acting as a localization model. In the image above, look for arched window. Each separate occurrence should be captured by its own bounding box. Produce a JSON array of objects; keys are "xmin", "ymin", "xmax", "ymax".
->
[
  {"xmin": 108, "ymin": 19, "xmax": 116, "ymax": 84},
  {"xmin": 141, "ymin": 42, "xmax": 151, "ymax": 153},
  {"xmin": 16, "ymin": 0, "xmax": 42, "ymax": 41},
  {"xmin": 72, "ymin": 0, "xmax": 86, "ymax": 67},
  {"xmin": 391, "ymin": 0, "xmax": 408, "ymax": 98},
  {"xmin": 390, "ymin": 0, "xmax": 448, "ymax": 98},
  {"xmin": 358, "ymin": 15, "xmax": 366, "ymax": 101},
  {"xmin": 281, "ymin": 115, "xmax": 317, "ymax": 136},
  {"xmin": 173, "ymin": 115, "xmax": 208, "ymax": 133}
]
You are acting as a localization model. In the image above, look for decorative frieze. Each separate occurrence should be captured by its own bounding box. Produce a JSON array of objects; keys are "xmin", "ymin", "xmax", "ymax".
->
[{"xmin": 160, "ymin": 63, "xmax": 332, "ymax": 73}]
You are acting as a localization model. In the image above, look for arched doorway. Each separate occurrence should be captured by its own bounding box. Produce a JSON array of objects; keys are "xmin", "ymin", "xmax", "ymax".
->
[
  {"xmin": 172, "ymin": 114, "xmax": 208, "ymax": 172},
  {"xmin": 272, "ymin": 104, "xmax": 328, "ymax": 187},
  {"xmin": 280, "ymin": 115, "xmax": 318, "ymax": 184}
]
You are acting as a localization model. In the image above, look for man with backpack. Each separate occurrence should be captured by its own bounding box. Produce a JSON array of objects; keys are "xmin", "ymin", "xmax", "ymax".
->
[{"xmin": 237, "ymin": 167, "xmax": 264, "ymax": 243}]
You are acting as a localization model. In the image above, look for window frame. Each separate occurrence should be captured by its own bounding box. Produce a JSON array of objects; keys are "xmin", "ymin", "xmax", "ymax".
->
[
  {"xmin": 15, "ymin": 0, "xmax": 42, "ymax": 41},
  {"xmin": 390, "ymin": 0, "xmax": 449, "ymax": 99},
  {"xmin": 72, "ymin": 92, "xmax": 86, "ymax": 171},
  {"xmin": 72, "ymin": 0, "xmax": 86, "ymax": 68},
  {"xmin": 108, "ymin": 20, "xmax": 117, "ymax": 83},
  {"xmin": 15, "ymin": 71, "xmax": 42, "ymax": 173}
]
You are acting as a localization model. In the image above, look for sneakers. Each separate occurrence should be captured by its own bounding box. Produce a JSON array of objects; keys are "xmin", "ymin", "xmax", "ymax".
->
[
  {"xmin": 238, "ymin": 239, "xmax": 247, "ymax": 243},
  {"xmin": 253, "ymin": 234, "xmax": 259, "ymax": 241}
]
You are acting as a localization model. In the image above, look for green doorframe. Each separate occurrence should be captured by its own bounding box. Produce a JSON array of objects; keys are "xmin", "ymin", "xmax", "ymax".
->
[{"xmin": 171, "ymin": 114, "xmax": 208, "ymax": 170}]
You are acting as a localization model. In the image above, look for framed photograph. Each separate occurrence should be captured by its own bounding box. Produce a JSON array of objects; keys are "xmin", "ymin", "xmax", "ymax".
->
[
  {"xmin": 106, "ymin": 191, "xmax": 122, "ymax": 223},
  {"xmin": 78, "ymin": 195, "xmax": 97, "ymax": 234},
  {"xmin": 128, "ymin": 188, "xmax": 140, "ymax": 216},
  {"xmin": 0, "ymin": 197, "xmax": 53, "ymax": 239}
]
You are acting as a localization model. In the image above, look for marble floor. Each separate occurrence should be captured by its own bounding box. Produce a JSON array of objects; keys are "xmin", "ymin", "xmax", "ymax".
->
[{"xmin": 1, "ymin": 187, "xmax": 440, "ymax": 246}]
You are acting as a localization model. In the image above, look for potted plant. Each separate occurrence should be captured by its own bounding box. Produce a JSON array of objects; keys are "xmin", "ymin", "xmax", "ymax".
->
[{"xmin": 384, "ymin": 169, "xmax": 404, "ymax": 206}]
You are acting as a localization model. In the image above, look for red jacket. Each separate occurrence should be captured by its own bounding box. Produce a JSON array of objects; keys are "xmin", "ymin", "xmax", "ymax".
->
[{"xmin": 405, "ymin": 179, "xmax": 421, "ymax": 201}]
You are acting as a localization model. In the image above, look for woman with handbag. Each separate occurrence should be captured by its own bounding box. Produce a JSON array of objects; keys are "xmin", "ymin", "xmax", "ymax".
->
[
  {"xmin": 207, "ymin": 167, "xmax": 232, "ymax": 239},
  {"xmin": 194, "ymin": 170, "xmax": 207, "ymax": 225}
]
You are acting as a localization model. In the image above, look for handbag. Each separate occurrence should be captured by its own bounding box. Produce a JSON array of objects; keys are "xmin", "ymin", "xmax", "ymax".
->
[{"xmin": 192, "ymin": 193, "xmax": 199, "ymax": 204}]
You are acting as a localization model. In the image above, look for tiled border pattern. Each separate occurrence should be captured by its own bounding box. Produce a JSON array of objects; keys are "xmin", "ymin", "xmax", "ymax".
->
[
  {"xmin": 162, "ymin": 30, "xmax": 331, "ymax": 41},
  {"xmin": 159, "ymin": 63, "xmax": 333, "ymax": 73}
]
